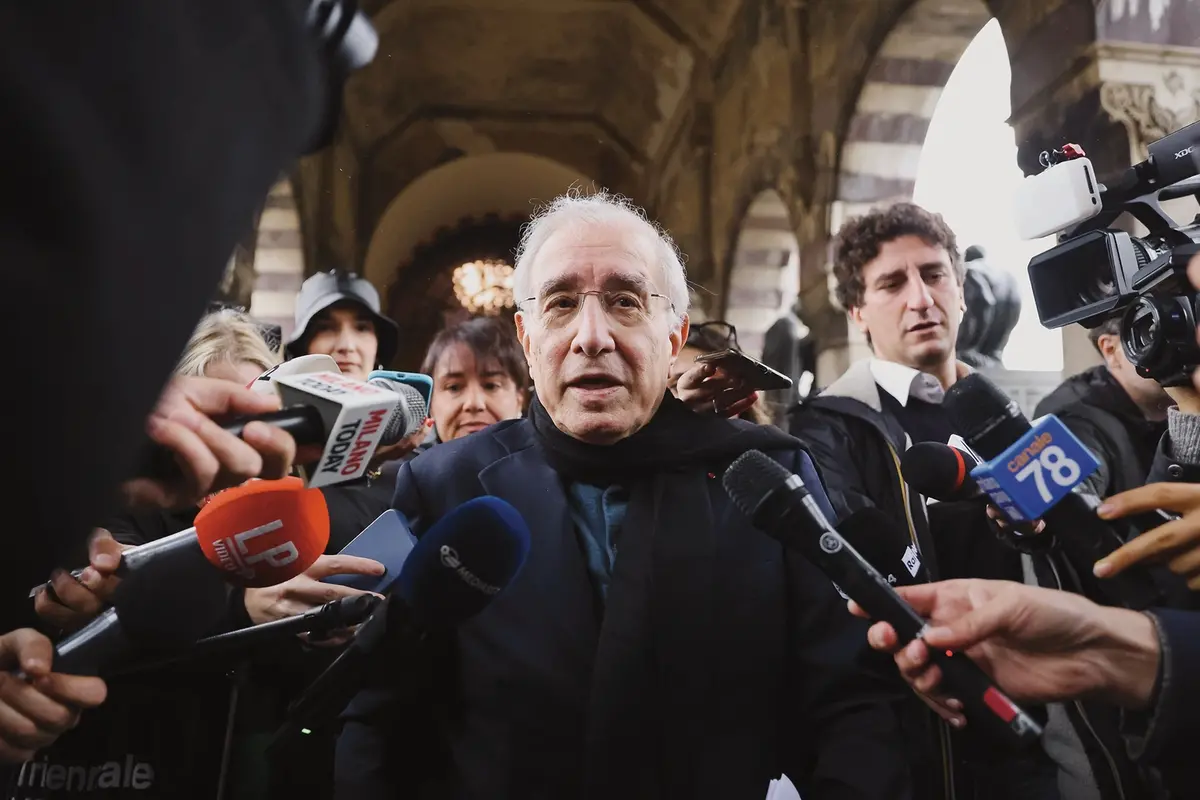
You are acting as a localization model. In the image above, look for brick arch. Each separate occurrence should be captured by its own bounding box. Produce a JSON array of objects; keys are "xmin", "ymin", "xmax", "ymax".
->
[
  {"xmin": 834, "ymin": 0, "xmax": 995, "ymax": 225},
  {"xmin": 721, "ymin": 189, "xmax": 800, "ymax": 358}
]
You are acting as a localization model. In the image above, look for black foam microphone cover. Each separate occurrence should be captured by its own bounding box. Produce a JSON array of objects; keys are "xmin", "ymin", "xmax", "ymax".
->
[
  {"xmin": 943, "ymin": 373, "xmax": 1031, "ymax": 460},
  {"xmin": 902, "ymin": 442, "xmax": 981, "ymax": 502}
]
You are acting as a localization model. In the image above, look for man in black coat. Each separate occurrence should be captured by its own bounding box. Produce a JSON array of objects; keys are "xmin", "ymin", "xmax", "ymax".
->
[
  {"xmin": 336, "ymin": 192, "xmax": 909, "ymax": 799},
  {"xmin": 1035, "ymin": 314, "xmax": 1171, "ymax": 497}
]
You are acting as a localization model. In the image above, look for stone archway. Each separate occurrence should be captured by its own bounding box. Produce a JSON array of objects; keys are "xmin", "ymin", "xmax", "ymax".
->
[
  {"xmin": 722, "ymin": 189, "xmax": 800, "ymax": 359},
  {"xmin": 363, "ymin": 152, "xmax": 590, "ymax": 369},
  {"xmin": 827, "ymin": 0, "xmax": 995, "ymax": 373},
  {"xmin": 363, "ymin": 153, "xmax": 590, "ymax": 291},
  {"xmin": 835, "ymin": 0, "xmax": 994, "ymax": 222}
]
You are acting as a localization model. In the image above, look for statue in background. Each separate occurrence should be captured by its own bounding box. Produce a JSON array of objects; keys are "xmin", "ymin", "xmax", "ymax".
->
[
  {"xmin": 761, "ymin": 299, "xmax": 816, "ymax": 422},
  {"xmin": 956, "ymin": 245, "xmax": 1022, "ymax": 370}
]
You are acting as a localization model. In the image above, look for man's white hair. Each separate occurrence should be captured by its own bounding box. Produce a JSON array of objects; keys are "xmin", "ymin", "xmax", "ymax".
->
[{"xmin": 512, "ymin": 188, "xmax": 689, "ymax": 329}]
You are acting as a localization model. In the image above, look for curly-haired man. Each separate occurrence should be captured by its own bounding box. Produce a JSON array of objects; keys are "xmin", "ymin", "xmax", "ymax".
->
[
  {"xmin": 792, "ymin": 202, "xmax": 1144, "ymax": 800},
  {"xmin": 793, "ymin": 204, "xmax": 969, "ymax": 580}
]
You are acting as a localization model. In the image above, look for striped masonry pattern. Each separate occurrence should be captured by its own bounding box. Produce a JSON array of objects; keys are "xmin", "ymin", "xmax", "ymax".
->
[
  {"xmin": 249, "ymin": 180, "xmax": 306, "ymax": 342},
  {"xmin": 724, "ymin": 191, "xmax": 801, "ymax": 358},
  {"xmin": 835, "ymin": 0, "xmax": 991, "ymax": 221}
]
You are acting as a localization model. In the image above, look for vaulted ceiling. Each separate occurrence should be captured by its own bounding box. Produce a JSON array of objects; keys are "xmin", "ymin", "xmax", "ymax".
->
[{"xmin": 292, "ymin": 0, "xmax": 1114, "ymax": 306}]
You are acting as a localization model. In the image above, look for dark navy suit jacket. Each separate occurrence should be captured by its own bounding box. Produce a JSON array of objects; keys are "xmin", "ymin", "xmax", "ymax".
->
[{"xmin": 335, "ymin": 418, "xmax": 909, "ymax": 799}]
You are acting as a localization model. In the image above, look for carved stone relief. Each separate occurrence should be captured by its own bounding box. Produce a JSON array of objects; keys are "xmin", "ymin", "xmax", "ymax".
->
[{"xmin": 1100, "ymin": 66, "xmax": 1200, "ymax": 158}]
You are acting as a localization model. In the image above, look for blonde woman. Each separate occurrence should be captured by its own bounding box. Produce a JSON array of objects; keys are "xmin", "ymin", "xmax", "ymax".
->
[{"xmin": 175, "ymin": 307, "xmax": 281, "ymax": 385}]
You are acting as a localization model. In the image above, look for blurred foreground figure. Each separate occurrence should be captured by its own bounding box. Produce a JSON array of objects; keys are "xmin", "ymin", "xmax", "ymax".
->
[{"xmin": 0, "ymin": 1, "xmax": 367, "ymax": 629}]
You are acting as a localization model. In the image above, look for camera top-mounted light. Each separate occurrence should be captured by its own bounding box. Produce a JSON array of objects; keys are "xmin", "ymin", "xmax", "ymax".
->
[{"xmin": 1013, "ymin": 157, "xmax": 1102, "ymax": 241}]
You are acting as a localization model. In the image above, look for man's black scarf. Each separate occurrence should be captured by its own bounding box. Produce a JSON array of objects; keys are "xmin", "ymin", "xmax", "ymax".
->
[
  {"xmin": 529, "ymin": 388, "xmax": 793, "ymax": 486},
  {"xmin": 528, "ymin": 390, "xmax": 800, "ymax": 798}
]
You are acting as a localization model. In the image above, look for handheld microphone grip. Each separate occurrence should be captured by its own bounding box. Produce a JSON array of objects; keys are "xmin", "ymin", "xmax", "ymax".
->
[
  {"xmin": 135, "ymin": 406, "xmax": 326, "ymax": 481},
  {"xmin": 51, "ymin": 554, "xmax": 231, "ymax": 676},
  {"xmin": 269, "ymin": 496, "xmax": 532, "ymax": 754},
  {"xmin": 723, "ymin": 451, "xmax": 1043, "ymax": 750},
  {"xmin": 191, "ymin": 594, "xmax": 380, "ymax": 655},
  {"xmin": 134, "ymin": 370, "xmax": 405, "ymax": 488}
]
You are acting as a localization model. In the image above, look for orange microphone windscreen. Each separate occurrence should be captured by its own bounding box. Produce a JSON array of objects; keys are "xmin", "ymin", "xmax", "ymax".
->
[{"xmin": 194, "ymin": 477, "xmax": 330, "ymax": 587}]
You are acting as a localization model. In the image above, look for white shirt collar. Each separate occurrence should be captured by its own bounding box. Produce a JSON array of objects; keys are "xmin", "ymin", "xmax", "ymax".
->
[{"xmin": 869, "ymin": 359, "xmax": 947, "ymax": 407}]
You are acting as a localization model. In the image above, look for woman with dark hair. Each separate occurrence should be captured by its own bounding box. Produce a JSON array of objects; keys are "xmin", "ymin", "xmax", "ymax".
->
[
  {"xmin": 669, "ymin": 321, "xmax": 774, "ymax": 426},
  {"xmin": 421, "ymin": 316, "xmax": 529, "ymax": 443}
]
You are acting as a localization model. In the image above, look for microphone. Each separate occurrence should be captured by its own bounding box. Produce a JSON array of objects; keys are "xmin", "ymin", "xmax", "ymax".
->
[
  {"xmin": 268, "ymin": 495, "xmax": 532, "ymax": 752},
  {"xmin": 191, "ymin": 594, "xmax": 380, "ymax": 654},
  {"xmin": 49, "ymin": 549, "xmax": 231, "ymax": 676},
  {"xmin": 363, "ymin": 375, "xmax": 429, "ymax": 442},
  {"xmin": 943, "ymin": 373, "xmax": 1161, "ymax": 609},
  {"xmin": 256, "ymin": 359, "xmax": 429, "ymax": 442},
  {"xmin": 249, "ymin": 354, "xmax": 340, "ymax": 395},
  {"xmin": 901, "ymin": 442, "xmax": 981, "ymax": 501},
  {"xmin": 45, "ymin": 479, "xmax": 333, "ymax": 675},
  {"xmin": 117, "ymin": 595, "xmax": 383, "ymax": 674},
  {"xmin": 119, "ymin": 476, "xmax": 330, "ymax": 587},
  {"xmin": 723, "ymin": 450, "xmax": 1043, "ymax": 750},
  {"xmin": 138, "ymin": 370, "xmax": 424, "ymax": 487}
]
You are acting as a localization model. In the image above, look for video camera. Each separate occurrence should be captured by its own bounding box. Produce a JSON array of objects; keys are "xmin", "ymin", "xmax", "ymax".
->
[{"xmin": 1016, "ymin": 120, "xmax": 1200, "ymax": 386}]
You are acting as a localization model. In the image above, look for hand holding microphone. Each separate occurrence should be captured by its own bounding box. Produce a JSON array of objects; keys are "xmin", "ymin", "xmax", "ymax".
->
[
  {"xmin": 723, "ymin": 450, "xmax": 1044, "ymax": 749},
  {"xmin": 137, "ymin": 367, "xmax": 430, "ymax": 491},
  {"xmin": 943, "ymin": 373, "xmax": 1162, "ymax": 609},
  {"xmin": 33, "ymin": 531, "xmax": 131, "ymax": 633},
  {"xmin": 243, "ymin": 554, "xmax": 385, "ymax": 647},
  {"xmin": 123, "ymin": 375, "xmax": 298, "ymax": 509},
  {"xmin": 900, "ymin": 442, "xmax": 1047, "ymax": 542},
  {"xmin": 851, "ymin": 579, "xmax": 1162, "ymax": 721},
  {"xmin": 41, "ymin": 477, "xmax": 333, "ymax": 676},
  {"xmin": 0, "ymin": 629, "xmax": 107, "ymax": 763}
]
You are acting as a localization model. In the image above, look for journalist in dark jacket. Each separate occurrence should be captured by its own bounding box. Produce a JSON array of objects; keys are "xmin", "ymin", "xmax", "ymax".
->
[
  {"xmin": 337, "ymin": 191, "xmax": 908, "ymax": 800},
  {"xmin": 1034, "ymin": 314, "xmax": 1170, "ymax": 498},
  {"xmin": 788, "ymin": 202, "xmax": 1167, "ymax": 800}
]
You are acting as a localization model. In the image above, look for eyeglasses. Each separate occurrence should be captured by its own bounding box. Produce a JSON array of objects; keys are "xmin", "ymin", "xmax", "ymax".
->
[
  {"xmin": 688, "ymin": 320, "xmax": 739, "ymax": 351},
  {"xmin": 518, "ymin": 290, "xmax": 675, "ymax": 329}
]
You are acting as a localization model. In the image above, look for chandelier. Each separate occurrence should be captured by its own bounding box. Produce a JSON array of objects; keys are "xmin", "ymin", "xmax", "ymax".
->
[{"xmin": 452, "ymin": 258, "xmax": 515, "ymax": 315}]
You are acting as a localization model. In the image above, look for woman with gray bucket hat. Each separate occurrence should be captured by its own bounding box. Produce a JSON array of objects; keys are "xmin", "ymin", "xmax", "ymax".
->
[
  {"xmin": 286, "ymin": 270, "xmax": 400, "ymax": 380},
  {"xmin": 286, "ymin": 270, "xmax": 431, "ymax": 468}
]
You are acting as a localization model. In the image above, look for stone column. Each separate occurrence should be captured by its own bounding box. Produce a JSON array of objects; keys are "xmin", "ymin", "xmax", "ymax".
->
[{"xmin": 1009, "ymin": 0, "xmax": 1200, "ymax": 377}]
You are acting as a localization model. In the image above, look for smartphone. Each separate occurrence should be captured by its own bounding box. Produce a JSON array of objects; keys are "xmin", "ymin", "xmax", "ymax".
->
[
  {"xmin": 367, "ymin": 370, "xmax": 434, "ymax": 407},
  {"xmin": 693, "ymin": 350, "xmax": 794, "ymax": 391},
  {"xmin": 322, "ymin": 510, "xmax": 418, "ymax": 594}
]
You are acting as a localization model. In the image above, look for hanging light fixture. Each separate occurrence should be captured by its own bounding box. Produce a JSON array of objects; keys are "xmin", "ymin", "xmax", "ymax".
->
[{"xmin": 452, "ymin": 258, "xmax": 515, "ymax": 315}]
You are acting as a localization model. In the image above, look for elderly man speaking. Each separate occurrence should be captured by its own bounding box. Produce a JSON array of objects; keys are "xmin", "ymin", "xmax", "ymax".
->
[{"xmin": 335, "ymin": 191, "xmax": 908, "ymax": 799}]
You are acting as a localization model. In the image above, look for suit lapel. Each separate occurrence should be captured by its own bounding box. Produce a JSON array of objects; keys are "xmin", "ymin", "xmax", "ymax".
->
[{"xmin": 478, "ymin": 427, "xmax": 599, "ymax": 656}]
